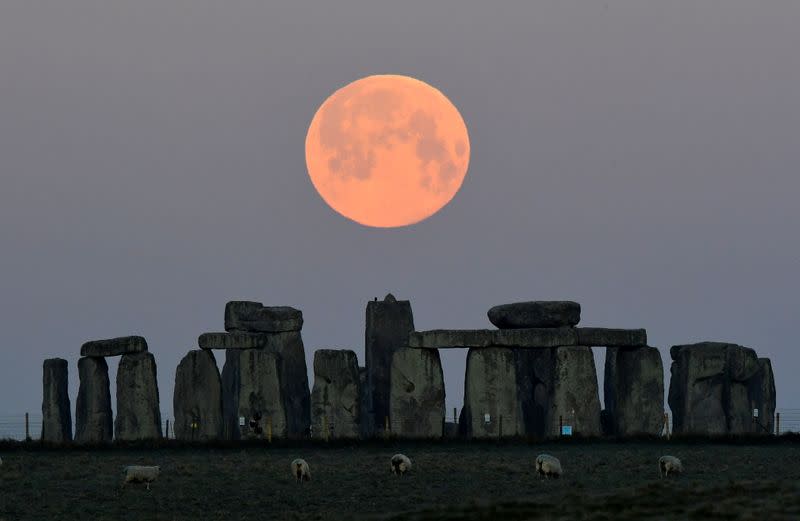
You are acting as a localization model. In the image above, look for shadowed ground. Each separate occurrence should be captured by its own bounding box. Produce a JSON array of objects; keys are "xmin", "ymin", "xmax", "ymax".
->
[{"xmin": 0, "ymin": 440, "xmax": 798, "ymax": 520}]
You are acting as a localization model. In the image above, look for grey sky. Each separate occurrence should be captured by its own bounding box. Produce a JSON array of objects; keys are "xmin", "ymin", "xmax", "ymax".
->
[{"xmin": 1, "ymin": 1, "xmax": 798, "ymax": 425}]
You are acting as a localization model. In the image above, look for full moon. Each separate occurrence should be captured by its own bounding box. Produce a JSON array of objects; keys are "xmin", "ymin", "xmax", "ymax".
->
[{"xmin": 305, "ymin": 75, "xmax": 470, "ymax": 228}]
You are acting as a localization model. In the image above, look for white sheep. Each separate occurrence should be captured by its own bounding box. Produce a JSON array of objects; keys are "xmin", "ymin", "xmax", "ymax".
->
[
  {"xmin": 658, "ymin": 455, "xmax": 682, "ymax": 478},
  {"xmin": 291, "ymin": 458, "xmax": 311, "ymax": 483},
  {"xmin": 390, "ymin": 454, "xmax": 412, "ymax": 476},
  {"xmin": 535, "ymin": 454, "xmax": 562, "ymax": 479},
  {"xmin": 122, "ymin": 465, "xmax": 161, "ymax": 491}
]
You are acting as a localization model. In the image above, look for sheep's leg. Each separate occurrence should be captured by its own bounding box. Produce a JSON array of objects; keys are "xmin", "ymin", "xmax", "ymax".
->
[{"xmin": 146, "ymin": 482, "xmax": 151, "ymax": 491}]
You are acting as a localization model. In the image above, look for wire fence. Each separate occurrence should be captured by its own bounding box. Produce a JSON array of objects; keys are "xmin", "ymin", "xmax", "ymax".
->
[{"xmin": 2, "ymin": 409, "xmax": 799, "ymax": 442}]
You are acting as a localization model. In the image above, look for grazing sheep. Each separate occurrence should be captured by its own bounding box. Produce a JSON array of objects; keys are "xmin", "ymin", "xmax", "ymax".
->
[
  {"xmin": 535, "ymin": 454, "xmax": 562, "ymax": 479},
  {"xmin": 390, "ymin": 454, "xmax": 412, "ymax": 476},
  {"xmin": 122, "ymin": 465, "xmax": 161, "ymax": 491},
  {"xmin": 291, "ymin": 458, "xmax": 311, "ymax": 483},
  {"xmin": 659, "ymin": 455, "xmax": 682, "ymax": 478}
]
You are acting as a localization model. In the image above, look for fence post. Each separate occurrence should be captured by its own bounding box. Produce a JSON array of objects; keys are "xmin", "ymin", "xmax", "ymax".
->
[
  {"xmin": 384, "ymin": 416, "xmax": 390, "ymax": 439},
  {"xmin": 776, "ymin": 412, "xmax": 780, "ymax": 436},
  {"xmin": 499, "ymin": 415, "xmax": 503, "ymax": 439},
  {"xmin": 453, "ymin": 408, "xmax": 457, "ymax": 424},
  {"xmin": 25, "ymin": 412, "xmax": 30, "ymax": 441},
  {"xmin": 559, "ymin": 415, "xmax": 563, "ymax": 437}
]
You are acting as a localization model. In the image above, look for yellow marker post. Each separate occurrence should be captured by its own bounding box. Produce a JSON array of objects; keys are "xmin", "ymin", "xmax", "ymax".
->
[{"xmin": 267, "ymin": 417, "xmax": 273, "ymax": 443}]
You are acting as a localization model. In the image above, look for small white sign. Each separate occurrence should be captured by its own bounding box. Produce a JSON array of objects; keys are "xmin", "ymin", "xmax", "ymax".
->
[
  {"xmin": 484, "ymin": 413, "xmax": 491, "ymax": 424},
  {"xmin": 239, "ymin": 416, "xmax": 246, "ymax": 426},
  {"xmin": 753, "ymin": 408, "xmax": 759, "ymax": 418}
]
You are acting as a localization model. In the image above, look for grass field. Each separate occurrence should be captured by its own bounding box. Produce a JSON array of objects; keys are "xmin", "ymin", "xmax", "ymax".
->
[{"xmin": 1, "ymin": 439, "xmax": 799, "ymax": 520}]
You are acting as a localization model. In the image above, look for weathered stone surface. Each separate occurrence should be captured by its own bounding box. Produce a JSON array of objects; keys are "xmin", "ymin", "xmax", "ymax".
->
[
  {"xmin": 311, "ymin": 350, "xmax": 361, "ymax": 439},
  {"xmin": 409, "ymin": 328, "xmax": 646, "ymax": 349},
  {"xmin": 604, "ymin": 346, "xmax": 664, "ymax": 436},
  {"xmin": 75, "ymin": 357, "xmax": 113, "ymax": 443},
  {"xmin": 81, "ymin": 336, "xmax": 147, "ymax": 357},
  {"xmin": 390, "ymin": 348, "xmax": 445, "ymax": 438},
  {"xmin": 224, "ymin": 301, "xmax": 303, "ymax": 333},
  {"xmin": 576, "ymin": 328, "xmax": 647, "ymax": 348},
  {"xmin": 488, "ymin": 301, "xmax": 581, "ymax": 329},
  {"xmin": 115, "ymin": 352, "xmax": 162, "ymax": 441},
  {"xmin": 222, "ymin": 349, "xmax": 286, "ymax": 440},
  {"xmin": 365, "ymin": 294, "xmax": 414, "ymax": 434},
  {"xmin": 460, "ymin": 348, "xmax": 525, "ymax": 438},
  {"xmin": 668, "ymin": 342, "xmax": 772, "ymax": 435},
  {"xmin": 358, "ymin": 366, "xmax": 372, "ymax": 438},
  {"xmin": 173, "ymin": 350, "xmax": 223, "ymax": 441},
  {"xmin": 514, "ymin": 346, "xmax": 602, "ymax": 437},
  {"xmin": 750, "ymin": 359, "xmax": 776, "ymax": 434},
  {"xmin": 208, "ymin": 331, "xmax": 310, "ymax": 437},
  {"xmin": 41, "ymin": 358, "xmax": 72, "ymax": 443}
]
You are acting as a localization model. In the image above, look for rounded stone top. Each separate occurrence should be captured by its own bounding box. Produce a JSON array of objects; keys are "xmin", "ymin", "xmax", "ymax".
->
[
  {"xmin": 488, "ymin": 301, "xmax": 581, "ymax": 329},
  {"xmin": 384, "ymin": 293, "xmax": 397, "ymax": 303}
]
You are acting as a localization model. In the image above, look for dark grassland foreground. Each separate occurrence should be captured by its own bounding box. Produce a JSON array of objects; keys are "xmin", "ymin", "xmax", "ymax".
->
[{"xmin": 1, "ymin": 439, "xmax": 799, "ymax": 521}]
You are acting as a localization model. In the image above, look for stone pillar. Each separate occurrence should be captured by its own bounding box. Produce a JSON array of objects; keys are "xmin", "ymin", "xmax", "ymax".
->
[
  {"xmin": 604, "ymin": 346, "xmax": 664, "ymax": 436},
  {"xmin": 115, "ymin": 352, "xmax": 162, "ymax": 441},
  {"xmin": 460, "ymin": 347, "xmax": 525, "ymax": 438},
  {"xmin": 390, "ymin": 348, "xmax": 445, "ymax": 438},
  {"xmin": 365, "ymin": 294, "xmax": 414, "ymax": 434},
  {"xmin": 173, "ymin": 350, "xmax": 223, "ymax": 441},
  {"xmin": 222, "ymin": 349, "xmax": 286, "ymax": 440},
  {"xmin": 75, "ymin": 357, "xmax": 113, "ymax": 443},
  {"xmin": 41, "ymin": 358, "xmax": 72, "ymax": 443},
  {"xmin": 311, "ymin": 350, "xmax": 361, "ymax": 439}
]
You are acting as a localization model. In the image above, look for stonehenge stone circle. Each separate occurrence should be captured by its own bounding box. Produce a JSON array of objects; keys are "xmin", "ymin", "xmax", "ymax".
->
[
  {"xmin": 668, "ymin": 342, "xmax": 775, "ymax": 435},
  {"xmin": 173, "ymin": 350, "xmax": 224, "ymax": 441},
  {"xmin": 389, "ymin": 348, "xmax": 445, "ymax": 438},
  {"xmin": 81, "ymin": 336, "xmax": 148, "ymax": 357},
  {"xmin": 41, "ymin": 358, "xmax": 72, "ymax": 443},
  {"xmin": 311, "ymin": 349, "xmax": 361, "ymax": 439},
  {"xmin": 488, "ymin": 301, "xmax": 581, "ymax": 329},
  {"xmin": 603, "ymin": 346, "xmax": 664, "ymax": 436},
  {"xmin": 225, "ymin": 301, "xmax": 303, "ymax": 333},
  {"xmin": 115, "ymin": 352, "xmax": 163, "ymax": 441},
  {"xmin": 365, "ymin": 294, "xmax": 415, "ymax": 433},
  {"xmin": 75, "ymin": 356, "xmax": 113, "ymax": 443},
  {"xmin": 222, "ymin": 349, "xmax": 286, "ymax": 440},
  {"xmin": 460, "ymin": 348, "xmax": 525, "ymax": 438}
]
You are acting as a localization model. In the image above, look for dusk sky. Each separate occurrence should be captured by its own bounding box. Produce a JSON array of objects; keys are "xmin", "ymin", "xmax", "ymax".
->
[{"xmin": 1, "ymin": 1, "xmax": 798, "ymax": 427}]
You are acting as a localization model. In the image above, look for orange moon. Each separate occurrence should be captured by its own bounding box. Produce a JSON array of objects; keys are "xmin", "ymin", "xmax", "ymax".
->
[{"xmin": 305, "ymin": 75, "xmax": 470, "ymax": 227}]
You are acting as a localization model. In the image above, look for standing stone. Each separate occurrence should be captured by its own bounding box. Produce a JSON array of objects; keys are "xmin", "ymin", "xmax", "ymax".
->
[
  {"xmin": 115, "ymin": 352, "xmax": 162, "ymax": 441},
  {"xmin": 224, "ymin": 301, "xmax": 303, "ymax": 333},
  {"xmin": 488, "ymin": 301, "xmax": 581, "ymax": 329},
  {"xmin": 173, "ymin": 350, "xmax": 223, "ymax": 441},
  {"xmin": 604, "ymin": 346, "xmax": 664, "ymax": 436},
  {"xmin": 75, "ymin": 357, "xmax": 113, "ymax": 443},
  {"xmin": 222, "ymin": 349, "xmax": 286, "ymax": 440},
  {"xmin": 390, "ymin": 348, "xmax": 445, "ymax": 438},
  {"xmin": 41, "ymin": 358, "xmax": 72, "ymax": 443},
  {"xmin": 668, "ymin": 342, "xmax": 770, "ymax": 435},
  {"xmin": 460, "ymin": 348, "xmax": 525, "ymax": 438},
  {"xmin": 311, "ymin": 350, "xmax": 361, "ymax": 439},
  {"xmin": 358, "ymin": 367, "xmax": 372, "ymax": 438},
  {"xmin": 365, "ymin": 294, "xmax": 414, "ymax": 433},
  {"xmin": 750, "ymin": 359, "xmax": 776, "ymax": 434}
]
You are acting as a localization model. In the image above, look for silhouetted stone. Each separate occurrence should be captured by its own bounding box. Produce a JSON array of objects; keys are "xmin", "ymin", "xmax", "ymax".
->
[
  {"xmin": 41, "ymin": 358, "xmax": 72, "ymax": 443},
  {"xmin": 173, "ymin": 350, "xmax": 223, "ymax": 441},
  {"xmin": 75, "ymin": 357, "xmax": 113, "ymax": 443},
  {"xmin": 390, "ymin": 348, "xmax": 445, "ymax": 438},
  {"xmin": 669, "ymin": 342, "xmax": 773, "ymax": 435},
  {"xmin": 514, "ymin": 346, "xmax": 602, "ymax": 437},
  {"xmin": 488, "ymin": 301, "xmax": 581, "ymax": 329},
  {"xmin": 604, "ymin": 346, "xmax": 664, "ymax": 436},
  {"xmin": 750, "ymin": 359, "xmax": 776, "ymax": 434},
  {"xmin": 460, "ymin": 348, "xmax": 525, "ymax": 438},
  {"xmin": 365, "ymin": 294, "xmax": 414, "ymax": 434},
  {"xmin": 224, "ymin": 301, "xmax": 303, "ymax": 333},
  {"xmin": 358, "ymin": 366, "xmax": 372, "ymax": 438},
  {"xmin": 311, "ymin": 350, "xmax": 361, "ymax": 439},
  {"xmin": 199, "ymin": 332, "xmax": 276, "ymax": 350},
  {"xmin": 81, "ymin": 336, "xmax": 147, "ymax": 357},
  {"xmin": 222, "ymin": 349, "xmax": 286, "ymax": 440},
  {"xmin": 115, "ymin": 352, "xmax": 162, "ymax": 441},
  {"xmin": 409, "ymin": 328, "xmax": 646, "ymax": 349}
]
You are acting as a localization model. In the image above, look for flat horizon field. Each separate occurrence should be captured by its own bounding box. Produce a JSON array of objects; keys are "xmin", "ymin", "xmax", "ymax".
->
[{"xmin": 1, "ymin": 440, "xmax": 799, "ymax": 520}]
